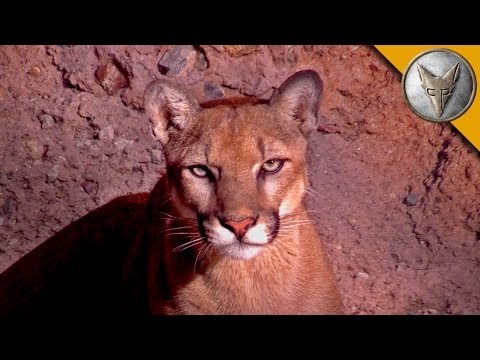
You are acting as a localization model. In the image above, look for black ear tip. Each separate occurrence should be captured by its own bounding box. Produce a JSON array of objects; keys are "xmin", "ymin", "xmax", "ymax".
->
[
  {"xmin": 280, "ymin": 69, "xmax": 323, "ymax": 92},
  {"xmin": 294, "ymin": 69, "xmax": 321, "ymax": 79}
]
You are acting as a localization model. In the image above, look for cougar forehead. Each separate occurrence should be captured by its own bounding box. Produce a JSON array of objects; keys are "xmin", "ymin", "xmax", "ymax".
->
[{"xmin": 165, "ymin": 104, "xmax": 306, "ymax": 165}]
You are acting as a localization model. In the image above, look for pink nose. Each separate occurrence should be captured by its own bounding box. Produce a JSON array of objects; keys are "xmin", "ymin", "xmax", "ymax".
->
[{"xmin": 221, "ymin": 217, "xmax": 256, "ymax": 239}]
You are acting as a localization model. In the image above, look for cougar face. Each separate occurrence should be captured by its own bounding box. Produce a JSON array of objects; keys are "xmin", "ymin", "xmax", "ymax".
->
[
  {"xmin": 167, "ymin": 106, "xmax": 308, "ymax": 259},
  {"xmin": 144, "ymin": 70, "xmax": 322, "ymax": 260}
]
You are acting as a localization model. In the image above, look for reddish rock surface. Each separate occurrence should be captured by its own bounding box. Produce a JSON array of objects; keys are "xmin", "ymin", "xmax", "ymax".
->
[{"xmin": 0, "ymin": 45, "xmax": 479, "ymax": 314}]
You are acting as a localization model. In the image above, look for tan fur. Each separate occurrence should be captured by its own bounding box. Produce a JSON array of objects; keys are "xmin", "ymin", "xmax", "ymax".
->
[{"xmin": 144, "ymin": 70, "xmax": 344, "ymax": 314}]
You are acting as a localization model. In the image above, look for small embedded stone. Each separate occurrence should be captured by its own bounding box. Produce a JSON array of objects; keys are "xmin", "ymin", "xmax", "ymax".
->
[
  {"xmin": 395, "ymin": 262, "xmax": 408, "ymax": 272},
  {"xmin": 55, "ymin": 187, "xmax": 65, "ymax": 198},
  {"xmin": 195, "ymin": 51, "xmax": 208, "ymax": 71},
  {"xmin": 28, "ymin": 66, "xmax": 41, "ymax": 77},
  {"xmin": 24, "ymin": 139, "xmax": 44, "ymax": 160},
  {"xmin": 204, "ymin": 82, "xmax": 225, "ymax": 100},
  {"xmin": 356, "ymin": 272, "xmax": 370, "ymax": 279},
  {"xmin": 76, "ymin": 139, "xmax": 94, "ymax": 150},
  {"xmin": 150, "ymin": 149, "xmax": 164, "ymax": 165},
  {"xmin": 224, "ymin": 45, "xmax": 260, "ymax": 57},
  {"xmin": 46, "ymin": 165, "xmax": 59, "ymax": 184},
  {"xmin": 1, "ymin": 196, "xmax": 17, "ymax": 219},
  {"xmin": 81, "ymin": 180, "xmax": 98, "ymax": 195},
  {"xmin": 95, "ymin": 61, "xmax": 128, "ymax": 95},
  {"xmin": 115, "ymin": 138, "xmax": 134, "ymax": 151},
  {"xmin": 99, "ymin": 125, "xmax": 115, "ymax": 140},
  {"xmin": 404, "ymin": 193, "xmax": 418, "ymax": 207},
  {"xmin": 39, "ymin": 114, "xmax": 55, "ymax": 129},
  {"xmin": 158, "ymin": 45, "xmax": 196, "ymax": 76}
]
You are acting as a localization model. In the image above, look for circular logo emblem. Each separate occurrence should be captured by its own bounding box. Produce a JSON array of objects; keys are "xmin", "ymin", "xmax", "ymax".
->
[{"xmin": 402, "ymin": 48, "xmax": 476, "ymax": 122}]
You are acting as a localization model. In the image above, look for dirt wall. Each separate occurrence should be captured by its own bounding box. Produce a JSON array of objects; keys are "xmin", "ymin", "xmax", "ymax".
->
[{"xmin": 0, "ymin": 45, "xmax": 479, "ymax": 314}]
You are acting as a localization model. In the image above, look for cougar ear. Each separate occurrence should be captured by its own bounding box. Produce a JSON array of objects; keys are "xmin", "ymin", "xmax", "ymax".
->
[
  {"xmin": 270, "ymin": 70, "xmax": 323, "ymax": 137},
  {"xmin": 144, "ymin": 79, "xmax": 200, "ymax": 146}
]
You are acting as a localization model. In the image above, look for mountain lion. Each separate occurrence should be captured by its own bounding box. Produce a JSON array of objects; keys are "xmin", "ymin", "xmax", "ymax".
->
[{"xmin": 0, "ymin": 70, "xmax": 343, "ymax": 315}]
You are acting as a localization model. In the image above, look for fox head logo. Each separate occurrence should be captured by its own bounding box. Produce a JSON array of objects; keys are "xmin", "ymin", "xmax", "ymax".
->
[{"xmin": 417, "ymin": 63, "xmax": 460, "ymax": 117}]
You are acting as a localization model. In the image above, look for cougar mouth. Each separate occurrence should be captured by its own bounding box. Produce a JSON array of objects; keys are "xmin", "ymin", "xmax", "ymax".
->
[{"xmin": 197, "ymin": 212, "xmax": 280, "ymax": 260}]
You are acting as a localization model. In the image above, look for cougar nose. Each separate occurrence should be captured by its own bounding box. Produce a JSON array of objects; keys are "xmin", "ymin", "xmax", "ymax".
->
[{"xmin": 219, "ymin": 216, "xmax": 257, "ymax": 239}]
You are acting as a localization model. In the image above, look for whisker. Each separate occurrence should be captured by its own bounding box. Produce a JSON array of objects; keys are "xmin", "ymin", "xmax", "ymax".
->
[
  {"xmin": 283, "ymin": 213, "xmax": 317, "ymax": 218},
  {"xmin": 282, "ymin": 217, "xmax": 316, "ymax": 222},
  {"xmin": 165, "ymin": 232, "xmax": 200, "ymax": 236},
  {"xmin": 193, "ymin": 244, "xmax": 207, "ymax": 276},
  {"xmin": 278, "ymin": 224, "xmax": 302, "ymax": 229},
  {"xmin": 280, "ymin": 224, "xmax": 312, "ymax": 229},
  {"xmin": 155, "ymin": 211, "xmax": 183, "ymax": 219},
  {"xmin": 160, "ymin": 226, "xmax": 197, "ymax": 234},
  {"xmin": 179, "ymin": 236, "xmax": 205, "ymax": 247},
  {"xmin": 206, "ymin": 243, "xmax": 214, "ymax": 259},
  {"xmin": 154, "ymin": 211, "xmax": 197, "ymax": 221},
  {"xmin": 199, "ymin": 243, "xmax": 210, "ymax": 262},
  {"xmin": 154, "ymin": 196, "xmax": 172, "ymax": 209},
  {"xmin": 279, "ymin": 213, "xmax": 301, "ymax": 219},
  {"xmin": 280, "ymin": 224, "xmax": 314, "ymax": 228},
  {"xmin": 279, "ymin": 210, "xmax": 319, "ymax": 219},
  {"xmin": 280, "ymin": 220, "xmax": 314, "ymax": 225},
  {"xmin": 155, "ymin": 217, "xmax": 198, "ymax": 225},
  {"xmin": 276, "ymin": 233, "xmax": 296, "ymax": 237},
  {"xmin": 173, "ymin": 238, "xmax": 205, "ymax": 252},
  {"xmin": 173, "ymin": 237, "xmax": 203, "ymax": 248},
  {"xmin": 193, "ymin": 243, "xmax": 209, "ymax": 275},
  {"xmin": 305, "ymin": 190, "xmax": 319, "ymax": 202},
  {"xmin": 281, "ymin": 219, "xmax": 315, "ymax": 223},
  {"xmin": 275, "ymin": 234, "xmax": 291, "ymax": 238},
  {"xmin": 280, "ymin": 220, "xmax": 305, "ymax": 223},
  {"xmin": 174, "ymin": 242, "xmax": 204, "ymax": 253},
  {"xmin": 305, "ymin": 186, "xmax": 320, "ymax": 196},
  {"xmin": 173, "ymin": 243, "xmax": 203, "ymax": 253},
  {"xmin": 167, "ymin": 234, "xmax": 202, "ymax": 241},
  {"xmin": 174, "ymin": 235, "xmax": 203, "ymax": 244},
  {"xmin": 281, "ymin": 221, "xmax": 315, "ymax": 226}
]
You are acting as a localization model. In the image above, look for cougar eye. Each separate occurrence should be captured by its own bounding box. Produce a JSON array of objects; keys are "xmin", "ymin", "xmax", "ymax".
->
[
  {"xmin": 261, "ymin": 159, "xmax": 285, "ymax": 174},
  {"xmin": 189, "ymin": 165, "xmax": 209, "ymax": 178}
]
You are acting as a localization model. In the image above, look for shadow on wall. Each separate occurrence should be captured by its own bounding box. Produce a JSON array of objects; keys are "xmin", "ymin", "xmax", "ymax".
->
[{"xmin": 0, "ymin": 193, "xmax": 151, "ymax": 315}]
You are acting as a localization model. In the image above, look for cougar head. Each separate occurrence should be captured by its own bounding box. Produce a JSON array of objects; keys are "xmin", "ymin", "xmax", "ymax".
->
[{"xmin": 144, "ymin": 70, "xmax": 322, "ymax": 260}]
